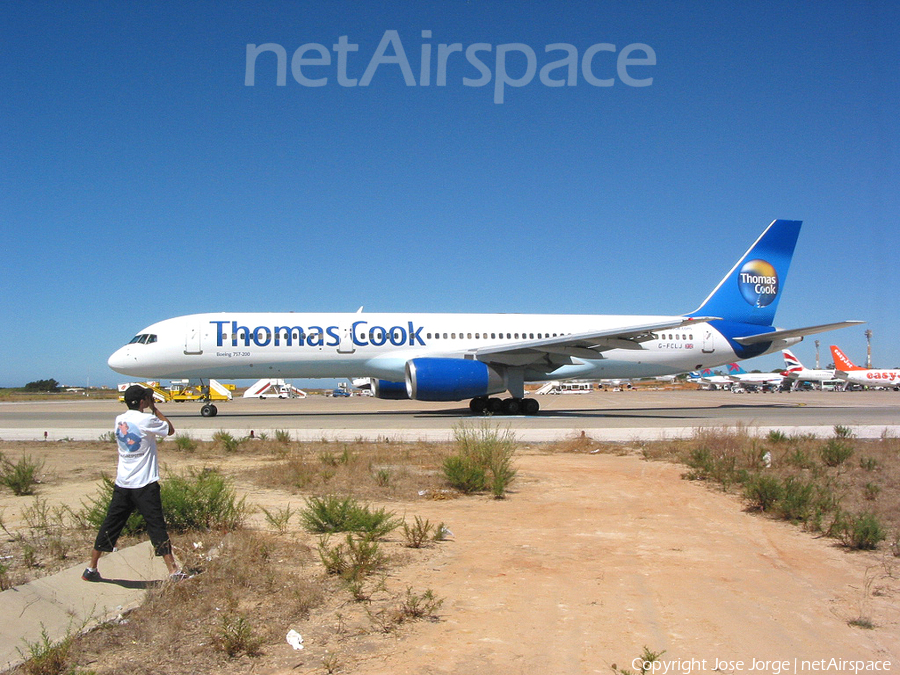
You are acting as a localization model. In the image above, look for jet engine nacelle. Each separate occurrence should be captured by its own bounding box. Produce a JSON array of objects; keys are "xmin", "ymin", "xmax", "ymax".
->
[
  {"xmin": 405, "ymin": 358, "xmax": 506, "ymax": 401},
  {"xmin": 372, "ymin": 379, "xmax": 410, "ymax": 400}
]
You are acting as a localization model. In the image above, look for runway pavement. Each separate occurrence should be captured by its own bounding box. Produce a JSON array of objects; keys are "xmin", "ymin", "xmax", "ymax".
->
[{"xmin": 2, "ymin": 389, "xmax": 899, "ymax": 441}]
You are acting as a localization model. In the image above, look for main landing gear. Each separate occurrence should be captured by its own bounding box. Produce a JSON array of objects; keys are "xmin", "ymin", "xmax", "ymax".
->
[{"xmin": 469, "ymin": 396, "xmax": 540, "ymax": 416}]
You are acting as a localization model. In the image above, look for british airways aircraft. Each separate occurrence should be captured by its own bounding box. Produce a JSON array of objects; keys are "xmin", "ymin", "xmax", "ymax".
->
[{"xmin": 108, "ymin": 220, "xmax": 860, "ymax": 416}]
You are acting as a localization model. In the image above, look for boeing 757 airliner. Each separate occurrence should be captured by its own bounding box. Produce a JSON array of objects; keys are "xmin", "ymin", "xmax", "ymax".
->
[{"xmin": 108, "ymin": 220, "xmax": 861, "ymax": 416}]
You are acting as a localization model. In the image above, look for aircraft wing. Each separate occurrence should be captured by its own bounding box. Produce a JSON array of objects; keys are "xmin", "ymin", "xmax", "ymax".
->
[
  {"xmin": 732, "ymin": 321, "xmax": 864, "ymax": 346},
  {"xmin": 471, "ymin": 316, "xmax": 717, "ymax": 368}
]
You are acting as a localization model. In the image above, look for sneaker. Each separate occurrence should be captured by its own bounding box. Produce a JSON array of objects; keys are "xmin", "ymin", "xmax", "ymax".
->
[
  {"xmin": 168, "ymin": 571, "xmax": 189, "ymax": 582},
  {"xmin": 82, "ymin": 568, "xmax": 101, "ymax": 582}
]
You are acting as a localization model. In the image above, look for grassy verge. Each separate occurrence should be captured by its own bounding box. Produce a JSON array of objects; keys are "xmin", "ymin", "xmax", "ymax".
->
[
  {"xmin": 632, "ymin": 426, "xmax": 900, "ymax": 553},
  {"xmin": 2, "ymin": 425, "xmax": 897, "ymax": 673},
  {"xmin": 3, "ymin": 438, "xmax": 453, "ymax": 674}
]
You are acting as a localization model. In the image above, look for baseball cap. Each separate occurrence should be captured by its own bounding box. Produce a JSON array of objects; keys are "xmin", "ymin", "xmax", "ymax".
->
[{"xmin": 124, "ymin": 385, "xmax": 150, "ymax": 406}]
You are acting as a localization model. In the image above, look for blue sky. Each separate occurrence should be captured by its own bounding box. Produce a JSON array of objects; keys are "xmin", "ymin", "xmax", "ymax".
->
[{"xmin": 1, "ymin": 1, "xmax": 897, "ymax": 387}]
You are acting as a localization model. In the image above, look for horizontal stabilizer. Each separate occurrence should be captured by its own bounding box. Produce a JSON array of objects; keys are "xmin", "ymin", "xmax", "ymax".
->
[{"xmin": 732, "ymin": 321, "xmax": 864, "ymax": 346}]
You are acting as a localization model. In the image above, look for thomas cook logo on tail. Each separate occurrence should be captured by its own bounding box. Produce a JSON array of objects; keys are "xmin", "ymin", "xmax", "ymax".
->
[{"xmin": 738, "ymin": 259, "xmax": 779, "ymax": 307}]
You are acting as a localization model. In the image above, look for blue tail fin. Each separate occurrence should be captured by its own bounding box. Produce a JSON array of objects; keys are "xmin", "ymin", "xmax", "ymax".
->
[{"xmin": 688, "ymin": 220, "xmax": 801, "ymax": 326}]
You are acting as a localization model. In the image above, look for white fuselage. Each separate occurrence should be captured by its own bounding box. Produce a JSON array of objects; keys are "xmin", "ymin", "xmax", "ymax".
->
[
  {"xmin": 840, "ymin": 369, "xmax": 900, "ymax": 389},
  {"xmin": 108, "ymin": 311, "xmax": 796, "ymax": 385},
  {"xmin": 728, "ymin": 372, "xmax": 784, "ymax": 385},
  {"xmin": 785, "ymin": 367, "xmax": 837, "ymax": 383}
]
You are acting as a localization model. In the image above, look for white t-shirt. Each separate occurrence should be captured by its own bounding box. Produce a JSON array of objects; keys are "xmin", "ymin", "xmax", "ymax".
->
[{"xmin": 113, "ymin": 409, "xmax": 169, "ymax": 488}]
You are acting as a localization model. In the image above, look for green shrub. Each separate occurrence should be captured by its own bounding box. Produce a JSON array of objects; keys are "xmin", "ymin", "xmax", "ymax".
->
[
  {"xmin": 442, "ymin": 454, "xmax": 487, "ymax": 493},
  {"xmin": 808, "ymin": 480, "xmax": 843, "ymax": 532},
  {"xmin": 443, "ymin": 423, "xmax": 517, "ymax": 497},
  {"xmin": 777, "ymin": 476, "xmax": 815, "ymax": 522},
  {"xmin": 79, "ymin": 476, "xmax": 143, "ymax": 535},
  {"xmin": 859, "ymin": 456, "xmax": 879, "ymax": 471},
  {"xmin": 397, "ymin": 586, "xmax": 443, "ymax": 621},
  {"xmin": 373, "ymin": 468, "xmax": 392, "ymax": 487},
  {"xmin": 863, "ymin": 482, "xmax": 881, "ymax": 501},
  {"xmin": 259, "ymin": 504, "xmax": 295, "ymax": 533},
  {"xmin": 17, "ymin": 626, "xmax": 74, "ymax": 675},
  {"xmin": 78, "ymin": 469, "xmax": 248, "ymax": 535},
  {"xmin": 317, "ymin": 533, "xmax": 386, "ymax": 581},
  {"xmin": 402, "ymin": 516, "xmax": 435, "ymax": 548},
  {"xmin": 819, "ymin": 439, "xmax": 854, "ymax": 467},
  {"xmin": 0, "ymin": 560, "xmax": 10, "ymax": 591},
  {"xmin": 613, "ymin": 647, "xmax": 667, "ymax": 675},
  {"xmin": 0, "ymin": 454, "xmax": 45, "ymax": 496},
  {"xmin": 300, "ymin": 495, "xmax": 400, "ymax": 538},
  {"xmin": 301, "ymin": 495, "xmax": 358, "ymax": 533},
  {"xmin": 683, "ymin": 445, "xmax": 744, "ymax": 488},
  {"xmin": 214, "ymin": 614, "xmax": 263, "ymax": 658},
  {"xmin": 838, "ymin": 513, "xmax": 886, "ymax": 550},
  {"xmin": 173, "ymin": 434, "xmax": 198, "ymax": 452},
  {"xmin": 684, "ymin": 447, "xmax": 713, "ymax": 480},
  {"xmin": 833, "ymin": 425, "xmax": 854, "ymax": 439},
  {"xmin": 744, "ymin": 474, "xmax": 782, "ymax": 512},
  {"xmin": 319, "ymin": 445, "xmax": 353, "ymax": 467},
  {"xmin": 351, "ymin": 504, "xmax": 401, "ymax": 539},
  {"xmin": 212, "ymin": 430, "xmax": 241, "ymax": 453},
  {"xmin": 22, "ymin": 497, "xmax": 55, "ymax": 530},
  {"xmin": 766, "ymin": 430, "xmax": 789, "ymax": 443},
  {"xmin": 785, "ymin": 447, "xmax": 816, "ymax": 470},
  {"xmin": 162, "ymin": 469, "xmax": 249, "ymax": 531}
]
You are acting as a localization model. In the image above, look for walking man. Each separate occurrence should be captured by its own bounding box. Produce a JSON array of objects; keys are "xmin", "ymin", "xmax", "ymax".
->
[{"xmin": 83, "ymin": 384, "xmax": 185, "ymax": 581}]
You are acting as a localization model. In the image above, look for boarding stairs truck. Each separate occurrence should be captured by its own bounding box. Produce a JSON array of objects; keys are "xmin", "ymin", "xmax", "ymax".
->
[
  {"xmin": 242, "ymin": 378, "xmax": 307, "ymax": 399},
  {"xmin": 534, "ymin": 381, "xmax": 594, "ymax": 395}
]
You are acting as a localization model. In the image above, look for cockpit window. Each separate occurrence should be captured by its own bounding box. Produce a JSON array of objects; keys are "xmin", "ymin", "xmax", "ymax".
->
[
  {"xmin": 147, "ymin": 334, "xmax": 157, "ymax": 344},
  {"xmin": 128, "ymin": 334, "xmax": 158, "ymax": 345}
]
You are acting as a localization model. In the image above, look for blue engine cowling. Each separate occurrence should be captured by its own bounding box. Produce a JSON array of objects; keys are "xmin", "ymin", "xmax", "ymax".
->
[
  {"xmin": 372, "ymin": 379, "xmax": 410, "ymax": 400},
  {"xmin": 405, "ymin": 358, "xmax": 506, "ymax": 401}
]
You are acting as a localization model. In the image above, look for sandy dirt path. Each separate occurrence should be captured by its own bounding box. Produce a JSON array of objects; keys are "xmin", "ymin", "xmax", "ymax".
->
[{"xmin": 322, "ymin": 453, "xmax": 899, "ymax": 675}]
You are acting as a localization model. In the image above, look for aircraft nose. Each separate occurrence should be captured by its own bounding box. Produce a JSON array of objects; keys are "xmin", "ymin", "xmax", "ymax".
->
[{"xmin": 107, "ymin": 346, "xmax": 136, "ymax": 375}]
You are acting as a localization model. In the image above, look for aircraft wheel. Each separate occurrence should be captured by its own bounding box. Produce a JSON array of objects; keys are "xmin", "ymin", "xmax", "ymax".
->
[
  {"xmin": 487, "ymin": 397, "xmax": 504, "ymax": 414},
  {"xmin": 469, "ymin": 397, "xmax": 488, "ymax": 414},
  {"xmin": 522, "ymin": 398, "xmax": 540, "ymax": 415},
  {"xmin": 201, "ymin": 404, "xmax": 218, "ymax": 417},
  {"xmin": 502, "ymin": 398, "xmax": 521, "ymax": 415}
]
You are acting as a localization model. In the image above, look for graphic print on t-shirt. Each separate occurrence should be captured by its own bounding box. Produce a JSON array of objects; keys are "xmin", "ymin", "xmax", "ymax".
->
[{"xmin": 116, "ymin": 421, "xmax": 143, "ymax": 453}]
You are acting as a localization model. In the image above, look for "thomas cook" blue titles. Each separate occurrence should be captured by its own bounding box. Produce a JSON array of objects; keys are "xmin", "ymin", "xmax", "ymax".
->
[{"xmin": 211, "ymin": 320, "xmax": 426, "ymax": 348}]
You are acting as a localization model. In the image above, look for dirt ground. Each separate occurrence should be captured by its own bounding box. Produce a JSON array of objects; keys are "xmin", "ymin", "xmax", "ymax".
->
[{"xmin": 2, "ymin": 442, "xmax": 899, "ymax": 675}]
